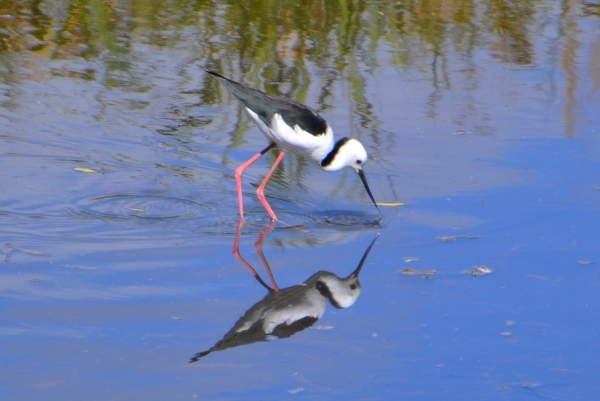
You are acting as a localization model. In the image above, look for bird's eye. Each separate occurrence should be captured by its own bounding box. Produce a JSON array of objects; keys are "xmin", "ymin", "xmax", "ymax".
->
[
  {"xmin": 350, "ymin": 284, "xmax": 357, "ymax": 290},
  {"xmin": 356, "ymin": 160, "xmax": 362, "ymax": 164}
]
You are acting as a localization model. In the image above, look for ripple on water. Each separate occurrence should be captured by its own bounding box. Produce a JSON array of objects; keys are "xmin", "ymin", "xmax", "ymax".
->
[
  {"xmin": 308, "ymin": 210, "xmax": 381, "ymax": 228},
  {"xmin": 235, "ymin": 209, "xmax": 380, "ymax": 231},
  {"xmin": 74, "ymin": 194, "xmax": 210, "ymax": 220},
  {"xmin": 56, "ymin": 195, "xmax": 381, "ymax": 248}
]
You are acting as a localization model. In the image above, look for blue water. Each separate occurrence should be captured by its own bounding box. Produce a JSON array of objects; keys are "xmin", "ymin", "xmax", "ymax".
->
[{"xmin": 1, "ymin": 1, "xmax": 600, "ymax": 399}]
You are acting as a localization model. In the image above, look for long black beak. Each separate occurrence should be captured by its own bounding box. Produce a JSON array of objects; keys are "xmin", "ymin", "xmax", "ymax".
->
[
  {"xmin": 349, "ymin": 232, "xmax": 380, "ymax": 279},
  {"xmin": 357, "ymin": 169, "xmax": 381, "ymax": 219}
]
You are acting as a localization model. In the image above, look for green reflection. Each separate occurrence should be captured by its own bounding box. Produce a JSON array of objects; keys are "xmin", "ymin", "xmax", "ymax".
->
[
  {"xmin": 0, "ymin": 0, "xmax": 593, "ymax": 154},
  {"xmin": 0, "ymin": 1, "xmax": 557, "ymax": 69}
]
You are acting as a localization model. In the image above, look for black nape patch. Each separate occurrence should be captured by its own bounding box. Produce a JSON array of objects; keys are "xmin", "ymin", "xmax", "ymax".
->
[
  {"xmin": 321, "ymin": 137, "xmax": 351, "ymax": 168},
  {"xmin": 316, "ymin": 280, "xmax": 343, "ymax": 309}
]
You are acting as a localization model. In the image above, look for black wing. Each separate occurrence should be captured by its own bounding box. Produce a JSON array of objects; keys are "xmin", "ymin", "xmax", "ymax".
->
[
  {"xmin": 189, "ymin": 283, "xmax": 322, "ymax": 362},
  {"xmin": 206, "ymin": 69, "xmax": 327, "ymax": 136}
]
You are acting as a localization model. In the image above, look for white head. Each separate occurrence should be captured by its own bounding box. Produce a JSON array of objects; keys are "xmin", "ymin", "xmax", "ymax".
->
[
  {"xmin": 321, "ymin": 137, "xmax": 379, "ymax": 214},
  {"xmin": 313, "ymin": 233, "xmax": 378, "ymax": 309},
  {"xmin": 321, "ymin": 138, "xmax": 368, "ymax": 173},
  {"xmin": 316, "ymin": 274, "xmax": 362, "ymax": 308}
]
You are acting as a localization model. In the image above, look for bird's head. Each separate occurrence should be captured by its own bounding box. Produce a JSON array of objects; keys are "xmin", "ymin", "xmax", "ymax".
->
[
  {"xmin": 344, "ymin": 138, "xmax": 369, "ymax": 173},
  {"xmin": 321, "ymin": 137, "xmax": 380, "ymax": 217},
  {"xmin": 316, "ymin": 274, "xmax": 362, "ymax": 309},
  {"xmin": 322, "ymin": 138, "xmax": 368, "ymax": 173},
  {"xmin": 314, "ymin": 233, "xmax": 378, "ymax": 309}
]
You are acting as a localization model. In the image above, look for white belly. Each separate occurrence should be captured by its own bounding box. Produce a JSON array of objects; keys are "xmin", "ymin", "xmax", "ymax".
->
[{"xmin": 244, "ymin": 108, "xmax": 334, "ymax": 167}]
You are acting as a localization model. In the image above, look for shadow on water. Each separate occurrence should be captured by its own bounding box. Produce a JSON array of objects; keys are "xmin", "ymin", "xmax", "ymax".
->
[{"xmin": 190, "ymin": 221, "xmax": 379, "ymax": 362}]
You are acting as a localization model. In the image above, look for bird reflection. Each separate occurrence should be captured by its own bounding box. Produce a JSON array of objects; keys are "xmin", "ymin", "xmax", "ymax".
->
[{"xmin": 190, "ymin": 222, "xmax": 378, "ymax": 362}]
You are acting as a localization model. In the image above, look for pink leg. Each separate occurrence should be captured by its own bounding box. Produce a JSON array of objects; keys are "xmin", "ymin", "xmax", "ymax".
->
[
  {"xmin": 232, "ymin": 220, "xmax": 256, "ymax": 276},
  {"xmin": 232, "ymin": 219, "xmax": 274, "ymax": 292},
  {"xmin": 254, "ymin": 221, "xmax": 279, "ymax": 292},
  {"xmin": 257, "ymin": 150, "xmax": 286, "ymax": 221},
  {"xmin": 235, "ymin": 143, "xmax": 276, "ymax": 221}
]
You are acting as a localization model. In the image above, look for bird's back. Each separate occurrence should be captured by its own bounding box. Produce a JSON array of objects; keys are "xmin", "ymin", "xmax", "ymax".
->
[
  {"xmin": 189, "ymin": 279, "xmax": 327, "ymax": 362},
  {"xmin": 206, "ymin": 70, "xmax": 328, "ymax": 136}
]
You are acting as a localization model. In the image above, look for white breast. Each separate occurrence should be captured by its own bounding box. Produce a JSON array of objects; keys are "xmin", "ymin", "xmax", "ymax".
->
[{"xmin": 245, "ymin": 108, "xmax": 334, "ymax": 166}]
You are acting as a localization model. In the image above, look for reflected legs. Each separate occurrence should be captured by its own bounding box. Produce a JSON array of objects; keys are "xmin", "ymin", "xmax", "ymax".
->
[
  {"xmin": 232, "ymin": 219, "xmax": 279, "ymax": 292},
  {"xmin": 253, "ymin": 220, "xmax": 278, "ymax": 292}
]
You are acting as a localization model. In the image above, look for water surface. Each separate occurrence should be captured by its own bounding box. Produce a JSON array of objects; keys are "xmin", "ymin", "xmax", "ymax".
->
[{"xmin": 1, "ymin": 1, "xmax": 599, "ymax": 400}]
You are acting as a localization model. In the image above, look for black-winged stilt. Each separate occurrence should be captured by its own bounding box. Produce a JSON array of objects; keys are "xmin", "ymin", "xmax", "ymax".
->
[
  {"xmin": 206, "ymin": 70, "xmax": 380, "ymax": 222},
  {"xmin": 189, "ymin": 223, "xmax": 379, "ymax": 362}
]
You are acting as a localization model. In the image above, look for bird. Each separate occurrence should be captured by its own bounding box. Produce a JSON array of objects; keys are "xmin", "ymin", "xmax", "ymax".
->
[
  {"xmin": 206, "ymin": 69, "xmax": 380, "ymax": 222},
  {"xmin": 190, "ymin": 233, "xmax": 378, "ymax": 362}
]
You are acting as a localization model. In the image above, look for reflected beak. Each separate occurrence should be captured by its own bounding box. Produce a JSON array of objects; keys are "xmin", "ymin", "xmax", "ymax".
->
[
  {"xmin": 357, "ymin": 168, "xmax": 381, "ymax": 219},
  {"xmin": 349, "ymin": 232, "xmax": 380, "ymax": 279}
]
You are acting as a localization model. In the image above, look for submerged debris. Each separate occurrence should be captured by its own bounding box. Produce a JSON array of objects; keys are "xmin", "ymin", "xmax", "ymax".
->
[
  {"xmin": 2, "ymin": 243, "xmax": 51, "ymax": 264},
  {"xmin": 370, "ymin": 201, "xmax": 408, "ymax": 207},
  {"xmin": 437, "ymin": 235, "xmax": 483, "ymax": 242},
  {"xmin": 69, "ymin": 265, "xmax": 98, "ymax": 271},
  {"xmin": 310, "ymin": 325, "xmax": 334, "ymax": 331},
  {"xmin": 74, "ymin": 166, "xmax": 97, "ymax": 173},
  {"xmin": 463, "ymin": 265, "xmax": 494, "ymax": 276},
  {"xmin": 474, "ymin": 265, "xmax": 493, "ymax": 274},
  {"xmin": 577, "ymin": 260, "xmax": 594, "ymax": 265},
  {"xmin": 399, "ymin": 268, "xmax": 438, "ymax": 277},
  {"xmin": 463, "ymin": 269, "xmax": 484, "ymax": 277}
]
